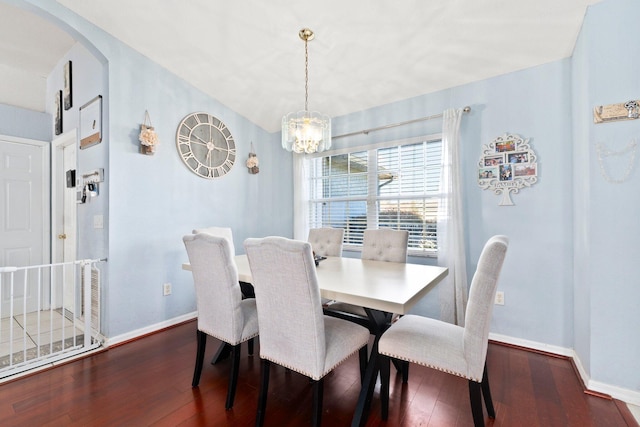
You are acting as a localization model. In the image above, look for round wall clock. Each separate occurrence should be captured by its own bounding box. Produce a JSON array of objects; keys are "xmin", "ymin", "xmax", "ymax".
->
[{"xmin": 176, "ymin": 112, "xmax": 236, "ymax": 179}]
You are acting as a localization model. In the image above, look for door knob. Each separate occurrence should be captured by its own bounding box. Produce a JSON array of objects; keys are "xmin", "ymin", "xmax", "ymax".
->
[{"xmin": 58, "ymin": 234, "xmax": 67, "ymax": 240}]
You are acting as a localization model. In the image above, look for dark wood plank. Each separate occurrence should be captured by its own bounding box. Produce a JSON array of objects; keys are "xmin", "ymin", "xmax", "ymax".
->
[{"xmin": 0, "ymin": 320, "xmax": 635, "ymax": 427}]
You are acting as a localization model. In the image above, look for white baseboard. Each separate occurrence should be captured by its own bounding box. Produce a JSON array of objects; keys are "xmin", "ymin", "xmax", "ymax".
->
[
  {"xmin": 489, "ymin": 332, "xmax": 640, "ymax": 407},
  {"xmin": 105, "ymin": 311, "xmax": 197, "ymax": 347}
]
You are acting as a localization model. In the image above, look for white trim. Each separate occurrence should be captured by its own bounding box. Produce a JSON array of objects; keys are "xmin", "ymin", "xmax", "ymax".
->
[
  {"xmin": 104, "ymin": 311, "xmax": 197, "ymax": 347},
  {"xmin": 490, "ymin": 332, "xmax": 640, "ymax": 406},
  {"xmin": 587, "ymin": 379, "xmax": 640, "ymax": 407},
  {"xmin": 51, "ymin": 129, "xmax": 77, "ymax": 265},
  {"xmin": 489, "ymin": 332, "xmax": 574, "ymax": 357},
  {"xmin": 0, "ymin": 134, "xmax": 48, "ymax": 147}
]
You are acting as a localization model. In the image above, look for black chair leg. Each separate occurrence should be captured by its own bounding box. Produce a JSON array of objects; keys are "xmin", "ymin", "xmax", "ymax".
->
[
  {"xmin": 255, "ymin": 359, "xmax": 270, "ymax": 427},
  {"xmin": 380, "ymin": 355, "xmax": 390, "ymax": 420},
  {"xmin": 358, "ymin": 346, "xmax": 368, "ymax": 384},
  {"xmin": 401, "ymin": 360, "xmax": 409, "ymax": 383},
  {"xmin": 468, "ymin": 380, "xmax": 485, "ymax": 427},
  {"xmin": 391, "ymin": 358, "xmax": 409, "ymax": 383},
  {"xmin": 192, "ymin": 330, "xmax": 207, "ymax": 387},
  {"xmin": 481, "ymin": 363, "xmax": 495, "ymax": 418},
  {"xmin": 248, "ymin": 338, "xmax": 254, "ymax": 356},
  {"xmin": 226, "ymin": 344, "xmax": 242, "ymax": 410},
  {"xmin": 311, "ymin": 378, "xmax": 324, "ymax": 427}
]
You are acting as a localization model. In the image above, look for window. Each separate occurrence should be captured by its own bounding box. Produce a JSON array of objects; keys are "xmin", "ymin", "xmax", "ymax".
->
[{"xmin": 306, "ymin": 135, "xmax": 442, "ymax": 256}]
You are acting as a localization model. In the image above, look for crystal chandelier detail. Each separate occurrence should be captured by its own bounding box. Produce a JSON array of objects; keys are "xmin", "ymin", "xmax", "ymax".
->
[{"xmin": 282, "ymin": 28, "xmax": 331, "ymax": 154}]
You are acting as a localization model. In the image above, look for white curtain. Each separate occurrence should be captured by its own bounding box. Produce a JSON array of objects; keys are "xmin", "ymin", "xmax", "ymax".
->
[
  {"xmin": 293, "ymin": 155, "xmax": 309, "ymax": 240},
  {"xmin": 437, "ymin": 108, "xmax": 468, "ymax": 326}
]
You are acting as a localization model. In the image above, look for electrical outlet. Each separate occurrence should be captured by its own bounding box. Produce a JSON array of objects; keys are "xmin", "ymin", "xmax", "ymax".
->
[
  {"xmin": 494, "ymin": 291, "xmax": 504, "ymax": 305},
  {"xmin": 163, "ymin": 283, "xmax": 172, "ymax": 296}
]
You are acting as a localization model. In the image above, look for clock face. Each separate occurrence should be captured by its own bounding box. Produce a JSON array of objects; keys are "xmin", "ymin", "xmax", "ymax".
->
[{"xmin": 176, "ymin": 112, "xmax": 236, "ymax": 179}]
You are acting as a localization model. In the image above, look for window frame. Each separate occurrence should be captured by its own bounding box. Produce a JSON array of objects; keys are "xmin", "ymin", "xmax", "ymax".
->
[{"xmin": 304, "ymin": 133, "xmax": 443, "ymax": 258}]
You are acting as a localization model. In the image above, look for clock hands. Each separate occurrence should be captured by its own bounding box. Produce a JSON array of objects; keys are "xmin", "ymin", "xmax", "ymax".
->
[{"xmin": 190, "ymin": 133, "xmax": 210, "ymax": 147}]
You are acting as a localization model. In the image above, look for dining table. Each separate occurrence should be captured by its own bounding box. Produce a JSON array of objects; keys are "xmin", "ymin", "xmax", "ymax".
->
[{"xmin": 183, "ymin": 254, "xmax": 448, "ymax": 426}]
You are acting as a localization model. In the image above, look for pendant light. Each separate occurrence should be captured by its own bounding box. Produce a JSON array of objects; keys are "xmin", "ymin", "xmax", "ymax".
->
[{"xmin": 282, "ymin": 28, "xmax": 331, "ymax": 154}]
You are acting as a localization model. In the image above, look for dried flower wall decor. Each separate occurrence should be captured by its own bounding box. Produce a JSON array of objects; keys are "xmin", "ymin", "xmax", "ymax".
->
[
  {"xmin": 247, "ymin": 142, "xmax": 259, "ymax": 174},
  {"xmin": 139, "ymin": 110, "xmax": 159, "ymax": 155}
]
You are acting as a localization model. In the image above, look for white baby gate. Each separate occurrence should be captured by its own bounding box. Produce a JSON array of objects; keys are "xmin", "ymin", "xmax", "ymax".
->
[{"xmin": 0, "ymin": 259, "xmax": 104, "ymax": 379}]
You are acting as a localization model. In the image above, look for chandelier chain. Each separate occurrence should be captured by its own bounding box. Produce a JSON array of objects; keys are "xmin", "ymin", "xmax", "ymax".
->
[{"xmin": 304, "ymin": 39, "xmax": 309, "ymax": 112}]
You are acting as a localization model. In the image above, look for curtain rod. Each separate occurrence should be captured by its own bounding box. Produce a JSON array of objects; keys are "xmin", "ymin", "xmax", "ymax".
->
[{"xmin": 332, "ymin": 106, "xmax": 471, "ymax": 140}]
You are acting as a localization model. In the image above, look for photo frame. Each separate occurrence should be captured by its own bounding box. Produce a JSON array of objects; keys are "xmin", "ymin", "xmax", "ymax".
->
[
  {"xmin": 63, "ymin": 61, "xmax": 72, "ymax": 110},
  {"xmin": 54, "ymin": 90, "xmax": 63, "ymax": 135},
  {"xmin": 477, "ymin": 133, "xmax": 538, "ymax": 206},
  {"xmin": 79, "ymin": 95, "xmax": 102, "ymax": 149}
]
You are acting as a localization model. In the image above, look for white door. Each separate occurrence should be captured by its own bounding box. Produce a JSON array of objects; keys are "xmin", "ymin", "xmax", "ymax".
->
[
  {"xmin": 52, "ymin": 131, "xmax": 77, "ymax": 314},
  {"xmin": 0, "ymin": 136, "xmax": 50, "ymax": 315}
]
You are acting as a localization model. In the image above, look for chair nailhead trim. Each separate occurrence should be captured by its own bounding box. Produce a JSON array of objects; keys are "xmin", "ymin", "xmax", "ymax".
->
[{"xmin": 378, "ymin": 351, "xmax": 480, "ymax": 382}]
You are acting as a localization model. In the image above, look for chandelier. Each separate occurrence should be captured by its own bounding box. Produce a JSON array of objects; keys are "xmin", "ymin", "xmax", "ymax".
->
[{"xmin": 282, "ymin": 28, "xmax": 331, "ymax": 154}]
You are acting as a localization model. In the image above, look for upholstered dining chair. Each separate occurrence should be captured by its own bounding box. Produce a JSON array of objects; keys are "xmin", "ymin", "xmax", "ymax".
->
[
  {"xmin": 308, "ymin": 227, "xmax": 344, "ymax": 307},
  {"xmin": 192, "ymin": 226, "xmax": 235, "ymax": 255},
  {"xmin": 361, "ymin": 228, "xmax": 409, "ymax": 263},
  {"xmin": 325, "ymin": 228, "xmax": 409, "ymax": 322},
  {"xmin": 183, "ymin": 233, "xmax": 259, "ymax": 410},
  {"xmin": 378, "ymin": 235, "xmax": 509, "ymax": 427},
  {"xmin": 244, "ymin": 236, "xmax": 370, "ymax": 427},
  {"xmin": 307, "ymin": 227, "xmax": 344, "ymax": 257},
  {"xmin": 193, "ymin": 226, "xmax": 254, "ymax": 302}
]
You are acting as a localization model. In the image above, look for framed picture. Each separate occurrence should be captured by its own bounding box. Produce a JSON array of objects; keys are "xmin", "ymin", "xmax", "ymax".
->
[
  {"xmin": 79, "ymin": 95, "xmax": 102, "ymax": 149},
  {"xmin": 63, "ymin": 61, "xmax": 72, "ymax": 110},
  {"xmin": 54, "ymin": 90, "xmax": 63, "ymax": 135},
  {"xmin": 514, "ymin": 163, "xmax": 537, "ymax": 177},
  {"xmin": 495, "ymin": 139, "xmax": 516, "ymax": 152},
  {"xmin": 484, "ymin": 155, "xmax": 503, "ymax": 166}
]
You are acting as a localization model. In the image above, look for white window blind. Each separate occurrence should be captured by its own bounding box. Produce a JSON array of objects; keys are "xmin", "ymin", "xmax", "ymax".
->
[{"xmin": 307, "ymin": 136, "xmax": 442, "ymax": 255}]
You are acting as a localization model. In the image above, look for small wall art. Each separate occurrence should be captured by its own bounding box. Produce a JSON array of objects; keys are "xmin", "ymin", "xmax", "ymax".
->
[
  {"xmin": 79, "ymin": 95, "xmax": 102, "ymax": 149},
  {"xmin": 54, "ymin": 90, "xmax": 63, "ymax": 135},
  {"xmin": 246, "ymin": 142, "xmax": 259, "ymax": 174},
  {"xmin": 139, "ymin": 110, "xmax": 159, "ymax": 155},
  {"xmin": 63, "ymin": 61, "xmax": 72, "ymax": 110},
  {"xmin": 477, "ymin": 133, "xmax": 538, "ymax": 206}
]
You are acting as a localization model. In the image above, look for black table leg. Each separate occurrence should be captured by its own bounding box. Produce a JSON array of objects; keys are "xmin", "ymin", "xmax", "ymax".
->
[
  {"xmin": 211, "ymin": 342, "xmax": 232, "ymax": 364},
  {"xmin": 351, "ymin": 308, "xmax": 390, "ymax": 427}
]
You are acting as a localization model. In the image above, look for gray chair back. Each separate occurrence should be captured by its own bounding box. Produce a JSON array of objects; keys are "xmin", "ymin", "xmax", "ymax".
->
[
  {"xmin": 361, "ymin": 229, "xmax": 409, "ymax": 263},
  {"xmin": 192, "ymin": 226, "xmax": 235, "ymax": 255},
  {"xmin": 183, "ymin": 233, "xmax": 251, "ymax": 344},
  {"xmin": 244, "ymin": 236, "xmax": 328, "ymax": 379},
  {"xmin": 463, "ymin": 235, "xmax": 509, "ymax": 379},
  {"xmin": 308, "ymin": 227, "xmax": 344, "ymax": 257}
]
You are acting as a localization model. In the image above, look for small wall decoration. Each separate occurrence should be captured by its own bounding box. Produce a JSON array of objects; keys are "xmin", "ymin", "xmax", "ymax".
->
[
  {"xmin": 593, "ymin": 99, "xmax": 639, "ymax": 123},
  {"xmin": 595, "ymin": 139, "xmax": 637, "ymax": 183},
  {"xmin": 246, "ymin": 142, "xmax": 259, "ymax": 174},
  {"xmin": 139, "ymin": 110, "xmax": 159, "ymax": 155},
  {"xmin": 79, "ymin": 95, "xmax": 102, "ymax": 149},
  {"xmin": 477, "ymin": 133, "xmax": 538, "ymax": 206},
  {"xmin": 63, "ymin": 61, "xmax": 72, "ymax": 110},
  {"xmin": 54, "ymin": 90, "xmax": 63, "ymax": 135}
]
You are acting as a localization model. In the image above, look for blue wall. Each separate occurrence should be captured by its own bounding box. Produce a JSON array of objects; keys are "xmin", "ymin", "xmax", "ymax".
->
[
  {"xmin": 2, "ymin": 0, "xmax": 637, "ymax": 402},
  {"xmin": 573, "ymin": 0, "xmax": 640, "ymax": 395},
  {"xmin": 333, "ymin": 59, "xmax": 575, "ymax": 347},
  {"xmin": 0, "ymin": 103, "xmax": 50, "ymax": 140}
]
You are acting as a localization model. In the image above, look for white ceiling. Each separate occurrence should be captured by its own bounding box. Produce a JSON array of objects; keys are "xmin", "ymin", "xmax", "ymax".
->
[{"xmin": 2, "ymin": 0, "xmax": 602, "ymax": 132}]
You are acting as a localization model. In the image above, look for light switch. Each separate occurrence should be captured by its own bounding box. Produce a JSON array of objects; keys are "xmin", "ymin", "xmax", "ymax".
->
[{"xmin": 93, "ymin": 214, "xmax": 104, "ymax": 229}]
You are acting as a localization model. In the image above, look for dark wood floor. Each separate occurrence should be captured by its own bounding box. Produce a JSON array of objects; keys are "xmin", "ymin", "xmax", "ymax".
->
[{"xmin": 0, "ymin": 320, "xmax": 636, "ymax": 427}]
